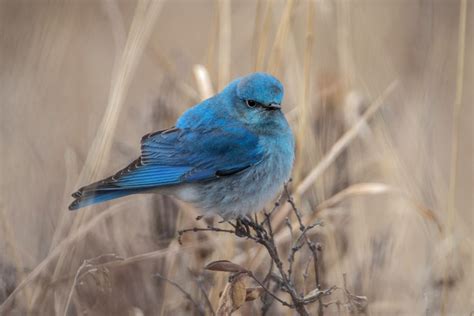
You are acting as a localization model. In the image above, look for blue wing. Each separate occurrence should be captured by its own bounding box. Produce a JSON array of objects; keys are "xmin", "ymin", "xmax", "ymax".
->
[
  {"xmin": 140, "ymin": 125, "xmax": 264, "ymax": 182},
  {"xmin": 69, "ymin": 125, "xmax": 263, "ymax": 210}
]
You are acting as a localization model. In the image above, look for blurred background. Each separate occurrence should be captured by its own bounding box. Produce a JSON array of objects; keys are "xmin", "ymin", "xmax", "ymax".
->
[{"xmin": 0, "ymin": 0, "xmax": 472, "ymax": 315}]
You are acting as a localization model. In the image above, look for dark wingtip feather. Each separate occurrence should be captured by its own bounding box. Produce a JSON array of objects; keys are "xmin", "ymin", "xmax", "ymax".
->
[
  {"xmin": 68, "ymin": 199, "xmax": 80, "ymax": 211},
  {"xmin": 71, "ymin": 190, "xmax": 82, "ymax": 198}
]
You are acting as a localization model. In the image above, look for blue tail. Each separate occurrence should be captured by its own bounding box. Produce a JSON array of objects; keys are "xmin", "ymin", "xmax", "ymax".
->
[
  {"xmin": 68, "ymin": 157, "xmax": 187, "ymax": 211},
  {"xmin": 68, "ymin": 189, "xmax": 140, "ymax": 210}
]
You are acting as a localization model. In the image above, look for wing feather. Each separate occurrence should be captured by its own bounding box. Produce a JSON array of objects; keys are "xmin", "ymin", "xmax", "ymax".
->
[{"xmin": 73, "ymin": 125, "xmax": 263, "ymax": 195}]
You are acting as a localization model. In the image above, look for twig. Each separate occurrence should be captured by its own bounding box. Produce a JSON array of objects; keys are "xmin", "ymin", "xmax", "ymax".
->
[
  {"xmin": 287, "ymin": 233, "xmax": 305, "ymax": 281},
  {"xmin": 287, "ymin": 222, "xmax": 321, "ymax": 281},
  {"xmin": 178, "ymin": 189, "xmax": 338, "ymax": 316},
  {"xmin": 246, "ymin": 272, "xmax": 293, "ymax": 308},
  {"xmin": 340, "ymin": 274, "xmax": 368, "ymax": 312},
  {"xmin": 284, "ymin": 184, "xmax": 304, "ymax": 231},
  {"xmin": 63, "ymin": 253, "xmax": 123, "ymax": 316},
  {"xmin": 261, "ymin": 193, "xmax": 284, "ymax": 227},
  {"xmin": 155, "ymin": 273, "xmax": 206, "ymax": 316},
  {"xmin": 302, "ymin": 286, "xmax": 336, "ymax": 304},
  {"xmin": 178, "ymin": 226, "xmax": 236, "ymax": 244},
  {"xmin": 193, "ymin": 274, "xmax": 216, "ymax": 316},
  {"xmin": 306, "ymin": 240, "xmax": 323, "ymax": 316},
  {"xmin": 261, "ymin": 258, "xmax": 275, "ymax": 314},
  {"xmin": 62, "ymin": 260, "xmax": 87, "ymax": 316},
  {"xmin": 285, "ymin": 217, "xmax": 293, "ymax": 241}
]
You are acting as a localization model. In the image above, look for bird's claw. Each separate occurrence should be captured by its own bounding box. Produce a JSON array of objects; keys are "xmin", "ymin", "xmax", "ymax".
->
[{"xmin": 235, "ymin": 216, "xmax": 253, "ymax": 237}]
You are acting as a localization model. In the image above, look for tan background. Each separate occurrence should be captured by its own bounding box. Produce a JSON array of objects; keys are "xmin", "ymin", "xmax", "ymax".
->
[{"xmin": 0, "ymin": 0, "xmax": 472, "ymax": 315}]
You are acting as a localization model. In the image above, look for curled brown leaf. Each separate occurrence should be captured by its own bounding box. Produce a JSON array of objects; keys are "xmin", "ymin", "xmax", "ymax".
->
[
  {"xmin": 245, "ymin": 287, "xmax": 265, "ymax": 302},
  {"xmin": 205, "ymin": 260, "xmax": 248, "ymax": 273}
]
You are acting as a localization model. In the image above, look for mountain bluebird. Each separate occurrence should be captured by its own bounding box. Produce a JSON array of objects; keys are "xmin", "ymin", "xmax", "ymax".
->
[{"xmin": 69, "ymin": 72, "xmax": 295, "ymax": 218}]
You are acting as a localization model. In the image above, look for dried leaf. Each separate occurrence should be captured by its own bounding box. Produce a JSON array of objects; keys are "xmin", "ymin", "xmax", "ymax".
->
[
  {"xmin": 350, "ymin": 294, "xmax": 368, "ymax": 309},
  {"xmin": 216, "ymin": 283, "xmax": 233, "ymax": 315},
  {"xmin": 205, "ymin": 260, "xmax": 248, "ymax": 273},
  {"xmin": 303, "ymin": 288, "xmax": 324, "ymax": 302},
  {"xmin": 216, "ymin": 273, "xmax": 248, "ymax": 316},
  {"xmin": 245, "ymin": 287, "xmax": 264, "ymax": 301},
  {"xmin": 231, "ymin": 274, "xmax": 247, "ymax": 309}
]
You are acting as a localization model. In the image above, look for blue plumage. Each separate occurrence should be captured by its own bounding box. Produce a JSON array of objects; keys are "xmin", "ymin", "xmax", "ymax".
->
[{"xmin": 69, "ymin": 72, "xmax": 294, "ymax": 218}]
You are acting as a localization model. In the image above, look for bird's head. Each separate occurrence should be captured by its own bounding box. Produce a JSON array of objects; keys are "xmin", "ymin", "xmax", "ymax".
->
[
  {"xmin": 220, "ymin": 72, "xmax": 288, "ymax": 132},
  {"xmin": 236, "ymin": 72, "xmax": 284, "ymax": 111}
]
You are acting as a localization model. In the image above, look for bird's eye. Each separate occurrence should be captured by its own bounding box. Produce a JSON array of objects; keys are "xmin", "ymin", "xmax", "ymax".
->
[{"xmin": 246, "ymin": 100, "xmax": 257, "ymax": 108}]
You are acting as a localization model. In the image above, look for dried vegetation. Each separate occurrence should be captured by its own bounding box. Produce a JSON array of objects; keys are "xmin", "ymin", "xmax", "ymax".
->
[{"xmin": 0, "ymin": 0, "xmax": 472, "ymax": 315}]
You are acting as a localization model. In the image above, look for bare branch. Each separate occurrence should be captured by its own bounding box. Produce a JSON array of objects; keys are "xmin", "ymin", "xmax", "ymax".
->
[
  {"xmin": 177, "ymin": 189, "xmax": 357, "ymax": 316},
  {"xmin": 155, "ymin": 273, "xmax": 206, "ymax": 316}
]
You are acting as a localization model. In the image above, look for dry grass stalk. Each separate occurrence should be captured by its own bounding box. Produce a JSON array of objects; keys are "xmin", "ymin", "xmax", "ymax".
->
[
  {"xmin": 38, "ymin": 0, "xmax": 166, "ymax": 311},
  {"xmin": 150, "ymin": 42, "xmax": 200, "ymax": 102},
  {"xmin": 336, "ymin": 0, "xmax": 355, "ymax": 87},
  {"xmin": 447, "ymin": 0, "xmax": 467, "ymax": 232},
  {"xmin": 267, "ymin": 0, "xmax": 295, "ymax": 75},
  {"xmin": 0, "ymin": 204, "xmax": 32, "ymax": 309},
  {"xmin": 63, "ymin": 254, "xmax": 123, "ymax": 316},
  {"xmin": 1, "ymin": 2, "xmax": 471, "ymax": 314},
  {"xmin": 0, "ymin": 203, "xmax": 203, "ymax": 314},
  {"xmin": 193, "ymin": 64, "xmax": 215, "ymax": 100},
  {"xmin": 253, "ymin": 0, "xmax": 273, "ymax": 71},
  {"xmin": 217, "ymin": 0, "xmax": 231, "ymax": 92},
  {"xmin": 238, "ymin": 180, "xmax": 442, "ymax": 276},
  {"xmin": 294, "ymin": 0, "xmax": 315, "ymax": 185},
  {"xmin": 313, "ymin": 182, "xmax": 442, "ymax": 231},
  {"xmin": 273, "ymin": 80, "xmax": 398, "ymax": 229},
  {"xmin": 295, "ymin": 81, "xmax": 398, "ymax": 197},
  {"xmin": 77, "ymin": 0, "xmax": 165, "ymax": 186},
  {"xmin": 0, "ymin": 202, "xmax": 129, "ymax": 313},
  {"xmin": 443, "ymin": 0, "xmax": 468, "ymax": 312},
  {"xmin": 155, "ymin": 273, "xmax": 208, "ymax": 316}
]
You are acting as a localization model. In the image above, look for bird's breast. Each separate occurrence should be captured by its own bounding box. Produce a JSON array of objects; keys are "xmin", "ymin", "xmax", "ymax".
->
[{"xmin": 169, "ymin": 130, "xmax": 294, "ymax": 219}]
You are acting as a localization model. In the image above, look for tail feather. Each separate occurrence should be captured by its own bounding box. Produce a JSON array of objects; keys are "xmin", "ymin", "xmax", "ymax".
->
[
  {"xmin": 68, "ymin": 188, "xmax": 141, "ymax": 210},
  {"xmin": 69, "ymin": 155, "xmax": 192, "ymax": 210}
]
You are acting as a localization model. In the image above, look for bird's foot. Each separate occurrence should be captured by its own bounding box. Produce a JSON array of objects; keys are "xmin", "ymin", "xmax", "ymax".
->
[{"xmin": 235, "ymin": 216, "xmax": 253, "ymax": 237}]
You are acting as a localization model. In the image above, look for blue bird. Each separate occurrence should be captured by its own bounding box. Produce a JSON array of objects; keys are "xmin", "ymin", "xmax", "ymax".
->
[{"xmin": 69, "ymin": 72, "xmax": 295, "ymax": 218}]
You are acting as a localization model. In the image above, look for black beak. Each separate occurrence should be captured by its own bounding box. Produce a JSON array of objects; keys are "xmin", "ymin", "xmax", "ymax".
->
[{"xmin": 263, "ymin": 103, "xmax": 281, "ymax": 110}]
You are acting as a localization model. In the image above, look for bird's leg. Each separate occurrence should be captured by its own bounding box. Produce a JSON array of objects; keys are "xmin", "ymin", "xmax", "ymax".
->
[
  {"xmin": 235, "ymin": 216, "xmax": 251, "ymax": 237},
  {"xmin": 241, "ymin": 215, "xmax": 258, "ymax": 235},
  {"xmin": 243, "ymin": 215, "xmax": 261, "ymax": 231},
  {"xmin": 234, "ymin": 217, "xmax": 245, "ymax": 237}
]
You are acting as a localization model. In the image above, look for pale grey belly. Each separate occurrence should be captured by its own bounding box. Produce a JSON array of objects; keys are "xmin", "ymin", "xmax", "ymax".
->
[{"xmin": 174, "ymin": 155, "xmax": 292, "ymax": 218}]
